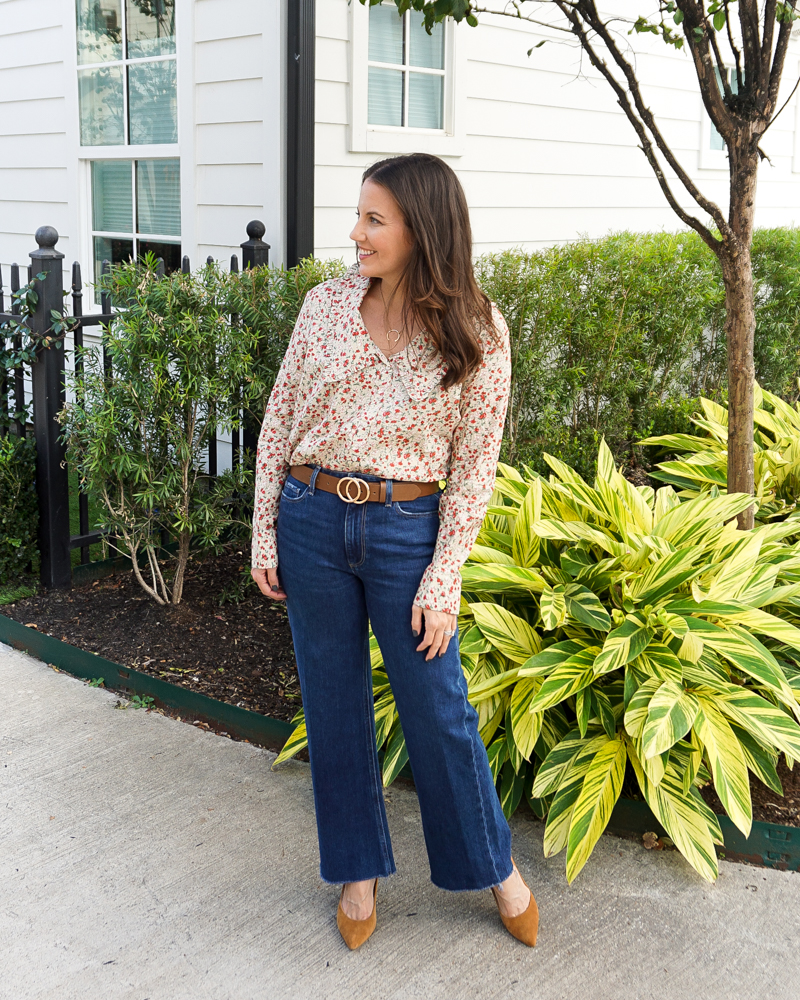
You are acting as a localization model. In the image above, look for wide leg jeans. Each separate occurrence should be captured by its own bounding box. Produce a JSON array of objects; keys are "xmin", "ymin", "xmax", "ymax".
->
[{"xmin": 275, "ymin": 464, "xmax": 513, "ymax": 891}]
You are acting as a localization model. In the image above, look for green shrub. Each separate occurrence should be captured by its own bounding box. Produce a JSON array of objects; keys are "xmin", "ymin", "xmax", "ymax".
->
[
  {"xmin": 476, "ymin": 228, "xmax": 800, "ymax": 479},
  {"xmin": 61, "ymin": 257, "xmax": 256, "ymax": 605},
  {"xmin": 0, "ymin": 433, "xmax": 38, "ymax": 585}
]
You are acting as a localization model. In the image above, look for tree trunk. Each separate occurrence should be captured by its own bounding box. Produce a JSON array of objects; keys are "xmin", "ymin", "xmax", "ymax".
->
[
  {"xmin": 720, "ymin": 246, "xmax": 755, "ymax": 529},
  {"xmin": 721, "ymin": 135, "xmax": 760, "ymax": 531}
]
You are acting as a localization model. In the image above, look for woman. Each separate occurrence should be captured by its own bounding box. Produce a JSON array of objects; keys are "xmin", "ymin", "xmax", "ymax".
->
[{"xmin": 251, "ymin": 153, "xmax": 538, "ymax": 950}]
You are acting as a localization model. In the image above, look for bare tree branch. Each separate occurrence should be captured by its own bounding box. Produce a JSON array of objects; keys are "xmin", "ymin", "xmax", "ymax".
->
[
  {"xmin": 761, "ymin": 73, "xmax": 800, "ymax": 135},
  {"xmin": 761, "ymin": 0, "xmax": 778, "ymax": 95},
  {"xmin": 570, "ymin": 1, "xmax": 731, "ymax": 240},
  {"xmin": 548, "ymin": 0, "xmax": 723, "ymax": 250},
  {"xmin": 724, "ymin": 0, "xmax": 744, "ymax": 89},
  {"xmin": 677, "ymin": 1, "xmax": 735, "ymax": 137},
  {"xmin": 767, "ymin": 2, "xmax": 797, "ymax": 112},
  {"xmin": 738, "ymin": 0, "xmax": 762, "ymax": 85}
]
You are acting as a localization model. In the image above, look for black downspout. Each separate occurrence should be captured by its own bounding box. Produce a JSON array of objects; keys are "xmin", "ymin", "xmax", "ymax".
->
[{"xmin": 286, "ymin": 0, "xmax": 316, "ymax": 267}]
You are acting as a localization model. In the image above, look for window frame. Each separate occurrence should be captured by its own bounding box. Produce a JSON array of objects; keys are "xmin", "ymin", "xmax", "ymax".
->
[
  {"xmin": 84, "ymin": 156, "xmax": 182, "ymax": 305},
  {"xmin": 75, "ymin": 0, "xmax": 178, "ymax": 150},
  {"xmin": 349, "ymin": 0, "xmax": 466, "ymax": 156}
]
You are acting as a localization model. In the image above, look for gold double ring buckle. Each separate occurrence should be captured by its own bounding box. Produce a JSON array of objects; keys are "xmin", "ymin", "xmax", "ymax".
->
[{"xmin": 336, "ymin": 476, "xmax": 371, "ymax": 504}]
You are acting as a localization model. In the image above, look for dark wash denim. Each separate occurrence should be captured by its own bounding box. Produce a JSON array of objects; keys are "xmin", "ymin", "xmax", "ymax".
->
[{"xmin": 275, "ymin": 463, "xmax": 513, "ymax": 891}]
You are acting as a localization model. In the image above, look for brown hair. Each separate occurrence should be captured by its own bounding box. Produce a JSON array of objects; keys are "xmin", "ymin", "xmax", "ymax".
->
[{"xmin": 361, "ymin": 153, "xmax": 499, "ymax": 389}]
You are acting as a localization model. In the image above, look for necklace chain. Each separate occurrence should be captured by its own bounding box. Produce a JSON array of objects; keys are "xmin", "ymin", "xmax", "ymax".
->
[{"xmin": 378, "ymin": 282, "xmax": 410, "ymax": 352}]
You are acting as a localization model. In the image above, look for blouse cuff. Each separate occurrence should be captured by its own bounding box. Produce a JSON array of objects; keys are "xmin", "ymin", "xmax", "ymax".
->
[
  {"xmin": 251, "ymin": 526, "xmax": 278, "ymax": 570},
  {"xmin": 413, "ymin": 559, "xmax": 463, "ymax": 616}
]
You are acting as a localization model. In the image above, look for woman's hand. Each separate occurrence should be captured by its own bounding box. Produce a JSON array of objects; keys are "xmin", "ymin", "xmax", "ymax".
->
[
  {"xmin": 251, "ymin": 566, "xmax": 287, "ymax": 601},
  {"xmin": 411, "ymin": 604, "xmax": 457, "ymax": 661}
]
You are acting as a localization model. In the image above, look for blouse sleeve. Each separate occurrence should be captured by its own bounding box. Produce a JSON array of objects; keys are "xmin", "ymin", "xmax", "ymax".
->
[
  {"xmin": 250, "ymin": 289, "xmax": 317, "ymax": 569},
  {"xmin": 413, "ymin": 306, "xmax": 512, "ymax": 616}
]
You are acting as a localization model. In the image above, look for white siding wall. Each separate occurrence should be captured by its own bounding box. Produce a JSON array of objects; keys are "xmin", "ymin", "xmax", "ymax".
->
[
  {"xmin": 0, "ymin": 0, "xmax": 285, "ymax": 284},
  {"xmin": 194, "ymin": 0, "xmax": 284, "ymax": 264},
  {"xmin": 314, "ymin": 0, "xmax": 800, "ymax": 261},
  {"xmin": 0, "ymin": 0, "xmax": 74, "ymax": 275}
]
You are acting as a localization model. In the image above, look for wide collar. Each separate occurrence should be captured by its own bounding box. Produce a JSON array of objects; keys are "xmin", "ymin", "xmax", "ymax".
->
[{"xmin": 320, "ymin": 264, "xmax": 449, "ymax": 401}]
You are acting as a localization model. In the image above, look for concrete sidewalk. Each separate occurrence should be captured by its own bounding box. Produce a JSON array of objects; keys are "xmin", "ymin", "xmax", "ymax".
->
[{"xmin": 1, "ymin": 643, "xmax": 797, "ymax": 1000}]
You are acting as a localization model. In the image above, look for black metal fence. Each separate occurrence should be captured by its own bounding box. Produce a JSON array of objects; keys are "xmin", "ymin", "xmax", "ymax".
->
[{"xmin": 0, "ymin": 220, "xmax": 270, "ymax": 590}]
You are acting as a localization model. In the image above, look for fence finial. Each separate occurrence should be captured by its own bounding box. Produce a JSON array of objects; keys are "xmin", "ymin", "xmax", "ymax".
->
[
  {"xmin": 32, "ymin": 226, "xmax": 64, "ymax": 260},
  {"xmin": 241, "ymin": 220, "xmax": 270, "ymax": 269}
]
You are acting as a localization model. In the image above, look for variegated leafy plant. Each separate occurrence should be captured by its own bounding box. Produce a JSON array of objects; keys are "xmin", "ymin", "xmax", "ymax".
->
[
  {"xmin": 275, "ymin": 441, "xmax": 800, "ymax": 884},
  {"xmin": 640, "ymin": 384, "xmax": 800, "ymax": 521}
]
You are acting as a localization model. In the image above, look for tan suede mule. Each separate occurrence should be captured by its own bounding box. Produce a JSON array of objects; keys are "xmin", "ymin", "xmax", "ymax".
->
[
  {"xmin": 336, "ymin": 878, "xmax": 378, "ymax": 950},
  {"xmin": 491, "ymin": 861, "xmax": 539, "ymax": 947}
]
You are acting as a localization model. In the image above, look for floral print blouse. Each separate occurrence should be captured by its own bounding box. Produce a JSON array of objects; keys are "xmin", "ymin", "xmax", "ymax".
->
[{"xmin": 251, "ymin": 264, "xmax": 512, "ymax": 615}]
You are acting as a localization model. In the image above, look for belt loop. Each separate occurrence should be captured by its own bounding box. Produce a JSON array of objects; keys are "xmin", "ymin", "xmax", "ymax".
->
[
  {"xmin": 384, "ymin": 477, "xmax": 393, "ymax": 506},
  {"xmin": 309, "ymin": 464, "xmax": 321, "ymax": 495}
]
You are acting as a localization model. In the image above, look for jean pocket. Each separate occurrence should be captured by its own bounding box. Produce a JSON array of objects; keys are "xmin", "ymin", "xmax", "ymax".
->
[
  {"xmin": 280, "ymin": 474, "xmax": 310, "ymax": 503},
  {"xmin": 393, "ymin": 490, "xmax": 442, "ymax": 517}
]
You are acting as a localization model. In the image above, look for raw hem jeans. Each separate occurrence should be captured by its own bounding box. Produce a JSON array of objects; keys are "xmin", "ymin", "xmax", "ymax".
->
[{"xmin": 275, "ymin": 464, "xmax": 513, "ymax": 892}]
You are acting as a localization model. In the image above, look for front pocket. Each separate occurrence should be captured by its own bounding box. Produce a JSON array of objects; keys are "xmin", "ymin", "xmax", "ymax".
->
[
  {"xmin": 393, "ymin": 490, "xmax": 442, "ymax": 517},
  {"xmin": 280, "ymin": 475, "xmax": 309, "ymax": 503}
]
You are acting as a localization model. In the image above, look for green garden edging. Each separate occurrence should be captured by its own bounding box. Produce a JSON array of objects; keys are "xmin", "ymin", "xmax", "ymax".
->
[
  {"xmin": 0, "ymin": 612, "xmax": 293, "ymax": 749},
  {"xmin": 2, "ymin": 611, "xmax": 798, "ymax": 872},
  {"xmin": 608, "ymin": 791, "xmax": 799, "ymax": 872}
]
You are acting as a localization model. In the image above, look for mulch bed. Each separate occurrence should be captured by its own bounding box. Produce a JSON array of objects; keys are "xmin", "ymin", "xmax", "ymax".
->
[
  {"xmin": 4, "ymin": 542, "xmax": 800, "ymax": 828},
  {"xmin": 3, "ymin": 545, "xmax": 301, "ymax": 724},
  {"xmin": 700, "ymin": 757, "xmax": 800, "ymax": 829}
]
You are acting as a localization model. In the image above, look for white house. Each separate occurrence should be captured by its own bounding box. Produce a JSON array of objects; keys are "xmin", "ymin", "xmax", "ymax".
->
[{"xmin": 2, "ymin": 0, "xmax": 800, "ymax": 300}]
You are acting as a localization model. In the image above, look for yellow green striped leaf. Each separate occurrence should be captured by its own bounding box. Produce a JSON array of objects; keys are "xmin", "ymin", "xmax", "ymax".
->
[
  {"xmin": 533, "ymin": 517, "xmax": 625, "ymax": 556},
  {"xmin": 540, "ymin": 583, "xmax": 567, "ymax": 631},
  {"xmin": 373, "ymin": 690, "xmax": 397, "ymax": 748},
  {"xmin": 518, "ymin": 639, "xmax": 583, "ymax": 678},
  {"xmin": 634, "ymin": 642, "xmax": 683, "ymax": 682},
  {"xmin": 461, "ymin": 562, "xmax": 547, "ymax": 594},
  {"xmin": 729, "ymin": 723, "xmax": 783, "ymax": 796},
  {"xmin": 714, "ymin": 684, "xmax": 800, "ymax": 760},
  {"xmin": 566, "ymin": 737, "xmax": 627, "ymax": 882},
  {"xmin": 382, "ymin": 718, "xmax": 409, "ymax": 787},
  {"xmin": 273, "ymin": 716, "xmax": 308, "ymax": 766},
  {"xmin": 594, "ymin": 617, "xmax": 654, "ymax": 676},
  {"xmin": 641, "ymin": 679, "xmax": 700, "ymax": 759},
  {"xmin": 458, "ymin": 624, "xmax": 494, "ymax": 654},
  {"xmin": 685, "ymin": 618, "xmax": 796, "ymax": 711},
  {"xmin": 594, "ymin": 687, "xmax": 618, "ymax": 739},
  {"xmin": 564, "ymin": 583, "xmax": 612, "ymax": 631},
  {"xmin": 629, "ymin": 546, "xmax": 709, "ymax": 606},
  {"xmin": 466, "ymin": 545, "xmax": 516, "ymax": 565},
  {"xmin": 511, "ymin": 476, "xmax": 542, "ymax": 568},
  {"xmin": 532, "ymin": 729, "xmax": 608, "ymax": 798},
  {"xmin": 624, "ymin": 677, "xmax": 662, "ymax": 737},
  {"xmin": 695, "ymin": 700, "xmax": 752, "ymax": 836},
  {"xmin": 626, "ymin": 742, "xmax": 720, "ymax": 882},
  {"xmin": 542, "ymin": 742, "xmax": 603, "ymax": 857},
  {"xmin": 510, "ymin": 677, "xmax": 543, "ymax": 761},
  {"xmin": 530, "ymin": 649, "xmax": 597, "ymax": 712},
  {"xmin": 487, "ymin": 737, "xmax": 508, "ymax": 782},
  {"xmin": 469, "ymin": 601, "xmax": 542, "ymax": 663},
  {"xmin": 499, "ymin": 759, "xmax": 526, "ymax": 818}
]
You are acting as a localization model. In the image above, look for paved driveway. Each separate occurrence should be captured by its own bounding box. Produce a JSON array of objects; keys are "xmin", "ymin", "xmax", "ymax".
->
[{"xmin": 2, "ymin": 642, "xmax": 797, "ymax": 1000}]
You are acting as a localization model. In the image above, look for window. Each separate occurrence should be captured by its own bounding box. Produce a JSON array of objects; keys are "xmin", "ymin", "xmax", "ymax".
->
[
  {"xmin": 349, "ymin": 0, "xmax": 463, "ymax": 155},
  {"xmin": 91, "ymin": 158, "xmax": 181, "ymax": 290},
  {"xmin": 76, "ymin": 0, "xmax": 177, "ymax": 146},
  {"xmin": 367, "ymin": 4, "xmax": 445, "ymax": 130}
]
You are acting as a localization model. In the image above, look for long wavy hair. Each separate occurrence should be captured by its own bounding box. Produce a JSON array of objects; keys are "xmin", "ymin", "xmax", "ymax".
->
[{"xmin": 361, "ymin": 153, "xmax": 499, "ymax": 390}]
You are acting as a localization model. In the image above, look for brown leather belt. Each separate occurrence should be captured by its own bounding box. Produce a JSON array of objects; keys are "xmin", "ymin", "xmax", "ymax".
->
[{"xmin": 289, "ymin": 464, "xmax": 440, "ymax": 504}]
